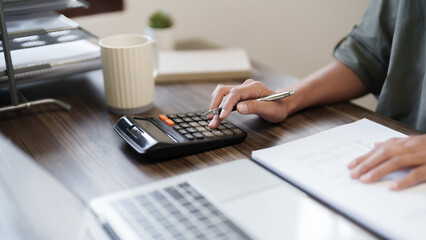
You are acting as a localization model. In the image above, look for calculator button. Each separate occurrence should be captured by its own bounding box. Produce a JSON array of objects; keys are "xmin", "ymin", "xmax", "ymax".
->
[
  {"xmin": 191, "ymin": 116, "xmax": 202, "ymax": 121},
  {"xmin": 222, "ymin": 130, "xmax": 234, "ymax": 135},
  {"xmin": 184, "ymin": 134, "xmax": 195, "ymax": 140},
  {"xmin": 183, "ymin": 117, "xmax": 192, "ymax": 122},
  {"xmin": 193, "ymin": 132, "xmax": 205, "ymax": 139},
  {"xmin": 186, "ymin": 112, "xmax": 196, "ymax": 117},
  {"xmin": 179, "ymin": 129, "xmax": 188, "ymax": 135},
  {"xmin": 159, "ymin": 114, "xmax": 168, "ymax": 121},
  {"xmin": 195, "ymin": 111, "xmax": 204, "ymax": 116},
  {"xmin": 196, "ymin": 127, "xmax": 207, "ymax": 132},
  {"xmin": 167, "ymin": 114, "xmax": 178, "ymax": 119},
  {"xmin": 174, "ymin": 118, "xmax": 184, "ymax": 123},
  {"xmin": 186, "ymin": 128, "xmax": 197, "ymax": 133},
  {"xmin": 202, "ymin": 132, "xmax": 215, "ymax": 138},
  {"xmin": 129, "ymin": 126, "xmax": 142, "ymax": 137},
  {"xmin": 223, "ymin": 123, "xmax": 236, "ymax": 129},
  {"xmin": 217, "ymin": 125, "xmax": 226, "ymax": 130},
  {"xmin": 212, "ymin": 130, "xmax": 224, "ymax": 137},
  {"xmin": 165, "ymin": 119, "xmax": 174, "ymax": 126},
  {"xmin": 180, "ymin": 123, "xmax": 190, "ymax": 128},
  {"xmin": 198, "ymin": 121, "xmax": 209, "ymax": 126},
  {"xmin": 189, "ymin": 122, "xmax": 200, "ymax": 127},
  {"xmin": 231, "ymin": 128, "xmax": 243, "ymax": 135},
  {"xmin": 177, "ymin": 113, "xmax": 187, "ymax": 118},
  {"xmin": 173, "ymin": 125, "xmax": 182, "ymax": 130}
]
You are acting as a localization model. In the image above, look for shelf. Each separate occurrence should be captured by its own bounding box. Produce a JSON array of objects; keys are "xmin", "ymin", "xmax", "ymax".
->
[
  {"xmin": 3, "ymin": 0, "xmax": 87, "ymax": 15},
  {"xmin": 4, "ymin": 11, "xmax": 79, "ymax": 39},
  {"xmin": 0, "ymin": 0, "xmax": 98, "ymax": 113}
]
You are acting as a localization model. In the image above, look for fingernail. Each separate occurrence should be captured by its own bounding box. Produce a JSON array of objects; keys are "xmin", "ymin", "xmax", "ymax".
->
[
  {"xmin": 348, "ymin": 161, "xmax": 356, "ymax": 169},
  {"xmin": 390, "ymin": 182, "xmax": 399, "ymax": 190},
  {"xmin": 238, "ymin": 103, "xmax": 248, "ymax": 113},
  {"xmin": 350, "ymin": 170, "xmax": 360, "ymax": 179},
  {"xmin": 209, "ymin": 119, "xmax": 216, "ymax": 128},
  {"xmin": 360, "ymin": 173, "xmax": 372, "ymax": 182}
]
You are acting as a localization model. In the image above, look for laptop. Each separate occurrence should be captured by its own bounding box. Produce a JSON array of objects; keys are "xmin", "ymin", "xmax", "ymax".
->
[{"xmin": 0, "ymin": 134, "xmax": 373, "ymax": 240}]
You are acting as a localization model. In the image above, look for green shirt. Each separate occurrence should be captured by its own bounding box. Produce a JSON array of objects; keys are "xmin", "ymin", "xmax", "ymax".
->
[{"xmin": 334, "ymin": 0, "xmax": 426, "ymax": 132}]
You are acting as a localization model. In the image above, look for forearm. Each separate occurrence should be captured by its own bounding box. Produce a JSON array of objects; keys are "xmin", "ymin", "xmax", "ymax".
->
[{"xmin": 283, "ymin": 59, "xmax": 369, "ymax": 115}]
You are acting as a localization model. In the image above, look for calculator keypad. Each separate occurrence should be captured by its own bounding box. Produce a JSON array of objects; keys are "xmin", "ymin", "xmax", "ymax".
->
[{"xmin": 163, "ymin": 112, "xmax": 244, "ymax": 141}]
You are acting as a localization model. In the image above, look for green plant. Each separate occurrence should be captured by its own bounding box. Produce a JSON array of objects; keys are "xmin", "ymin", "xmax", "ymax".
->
[{"xmin": 149, "ymin": 10, "xmax": 173, "ymax": 29}]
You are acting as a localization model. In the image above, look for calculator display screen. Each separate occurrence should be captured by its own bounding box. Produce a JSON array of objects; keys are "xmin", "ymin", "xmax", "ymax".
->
[{"xmin": 134, "ymin": 119, "xmax": 175, "ymax": 143}]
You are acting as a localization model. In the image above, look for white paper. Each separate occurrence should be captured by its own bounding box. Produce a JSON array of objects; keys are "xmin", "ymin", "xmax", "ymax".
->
[
  {"xmin": 6, "ymin": 12, "xmax": 79, "ymax": 34},
  {"xmin": 252, "ymin": 119, "xmax": 426, "ymax": 240},
  {"xmin": 0, "ymin": 40, "xmax": 100, "ymax": 70}
]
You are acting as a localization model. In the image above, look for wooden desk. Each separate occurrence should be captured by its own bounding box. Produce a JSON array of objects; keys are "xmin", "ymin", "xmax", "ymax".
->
[{"xmin": 0, "ymin": 45, "xmax": 420, "ymax": 206}]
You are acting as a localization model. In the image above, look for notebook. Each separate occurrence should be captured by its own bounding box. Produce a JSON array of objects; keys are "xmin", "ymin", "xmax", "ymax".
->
[{"xmin": 156, "ymin": 48, "xmax": 251, "ymax": 82}]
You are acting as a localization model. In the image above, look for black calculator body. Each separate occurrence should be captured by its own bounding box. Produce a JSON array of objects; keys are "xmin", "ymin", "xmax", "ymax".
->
[{"xmin": 114, "ymin": 111, "xmax": 247, "ymax": 160}]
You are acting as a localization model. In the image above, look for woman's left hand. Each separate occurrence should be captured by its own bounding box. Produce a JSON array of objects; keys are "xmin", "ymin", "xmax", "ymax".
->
[{"xmin": 348, "ymin": 134, "xmax": 426, "ymax": 190}]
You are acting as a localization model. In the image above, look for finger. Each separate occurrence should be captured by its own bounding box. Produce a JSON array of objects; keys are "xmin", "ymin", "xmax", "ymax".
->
[
  {"xmin": 208, "ymin": 114, "xmax": 222, "ymax": 129},
  {"xmin": 210, "ymin": 83, "xmax": 234, "ymax": 99},
  {"xmin": 391, "ymin": 165, "xmax": 426, "ymax": 191},
  {"xmin": 219, "ymin": 81, "xmax": 271, "ymax": 119},
  {"xmin": 350, "ymin": 137, "xmax": 410, "ymax": 177},
  {"xmin": 219, "ymin": 87, "xmax": 242, "ymax": 119},
  {"xmin": 209, "ymin": 84, "xmax": 235, "ymax": 110},
  {"xmin": 241, "ymin": 79, "xmax": 255, "ymax": 85},
  {"xmin": 348, "ymin": 149, "xmax": 376, "ymax": 169},
  {"xmin": 348, "ymin": 138, "xmax": 400, "ymax": 169},
  {"xmin": 359, "ymin": 153, "xmax": 418, "ymax": 183},
  {"xmin": 350, "ymin": 145, "xmax": 400, "ymax": 179},
  {"xmin": 236, "ymin": 100, "xmax": 286, "ymax": 123},
  {"xmin": 209, "ymin": 80, "xmax": 254, "ymax": 111}
]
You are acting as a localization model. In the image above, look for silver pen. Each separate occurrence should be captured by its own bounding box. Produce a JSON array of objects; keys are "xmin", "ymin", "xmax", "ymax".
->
[{"xmin": 202, "ymin": 90, "xmax": 295, "ymax": 117}]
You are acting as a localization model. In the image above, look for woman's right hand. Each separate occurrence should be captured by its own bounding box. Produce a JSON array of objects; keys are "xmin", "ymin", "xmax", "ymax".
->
[{"xmin": 208, "ymin": 79, "xmax": 292, "ymax": 128}]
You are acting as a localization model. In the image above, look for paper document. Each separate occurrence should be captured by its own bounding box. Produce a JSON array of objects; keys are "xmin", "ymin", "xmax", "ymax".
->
[
  {"xmin": 0, "ymin": 40, "xmax": 100, "ymax": 71},
  {"xmin": 252, "ymin": 119, "xmax": 426, "ymax": 240},
  {"xmin": 5, "ymin": 12, "xmax": 79, "ymax": 35}
]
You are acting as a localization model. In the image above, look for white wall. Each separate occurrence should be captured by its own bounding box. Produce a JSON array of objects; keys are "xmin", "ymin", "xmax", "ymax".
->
[{"xmin": 73, "ymin": 0, "xmax": 376, "ymax": 110}]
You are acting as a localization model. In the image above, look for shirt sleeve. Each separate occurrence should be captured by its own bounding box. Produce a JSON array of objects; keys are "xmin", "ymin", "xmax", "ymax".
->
[{"xmin": 333, "ymin": 0, "xmax": 398, "ymax": 95}]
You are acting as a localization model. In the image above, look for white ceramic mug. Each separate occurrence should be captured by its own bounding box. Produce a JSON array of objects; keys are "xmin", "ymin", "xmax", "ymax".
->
[{"xmin": 99, "ymin": 34, "xmax": 156, "ymax": 114}]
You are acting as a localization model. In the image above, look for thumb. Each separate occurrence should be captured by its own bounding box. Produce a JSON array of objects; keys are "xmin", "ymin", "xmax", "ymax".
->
[{"xmin": 236, "ymin": 100, "xmax": 287, "ymax": 123}]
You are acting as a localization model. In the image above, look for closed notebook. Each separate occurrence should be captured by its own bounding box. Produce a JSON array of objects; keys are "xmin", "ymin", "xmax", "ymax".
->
[{"xmin": 156, "ymin": 48, "xmax": 251, "ymax": 82}]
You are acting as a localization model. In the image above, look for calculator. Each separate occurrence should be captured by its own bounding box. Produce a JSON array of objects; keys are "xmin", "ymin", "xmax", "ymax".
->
[{"xmin": 114, "ymin": 111, "xmax": 247, "ymax": 160}]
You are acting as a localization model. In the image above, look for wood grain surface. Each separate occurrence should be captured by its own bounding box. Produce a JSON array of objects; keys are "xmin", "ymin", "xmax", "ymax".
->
[{"xmin": 0, "ymin": 41, "xmax": 420, "ymax": 203}]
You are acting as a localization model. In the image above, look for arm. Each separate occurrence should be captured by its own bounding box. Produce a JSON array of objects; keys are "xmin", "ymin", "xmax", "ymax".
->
[
  {"xmin": 208, "ymin": 59, "xmax": 368, "ymax": 128},
  {"xmin": 208, "ymin": 59, "xmax": 426, "ymax": 190},
  {"xmin": 284, "ymin": 59, "xmax": 368, "ymax": 115}
]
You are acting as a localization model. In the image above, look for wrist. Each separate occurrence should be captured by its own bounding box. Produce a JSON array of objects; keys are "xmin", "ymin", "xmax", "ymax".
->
[{"xmin": 276, "ymin": 84, "xmax": 306, "ymax": 116}]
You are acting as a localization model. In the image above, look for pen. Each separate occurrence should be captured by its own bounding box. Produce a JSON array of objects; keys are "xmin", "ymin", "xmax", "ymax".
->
[{"xmin": 202, "ymin": 90, "xmax": 295, "ymax": 117}]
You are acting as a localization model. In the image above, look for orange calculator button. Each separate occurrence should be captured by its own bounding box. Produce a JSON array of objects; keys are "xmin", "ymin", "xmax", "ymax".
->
[
  {"xmin": 165, "ymin": 119, "xmax": 175, "ymax": 126},
  {"xmin": 159, "ymin": 114, "xmax": 168, "ymax": 121}
]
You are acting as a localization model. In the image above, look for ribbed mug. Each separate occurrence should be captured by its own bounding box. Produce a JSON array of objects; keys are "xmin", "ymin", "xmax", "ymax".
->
[{"xmin": 99, "ymin": 34, "xmax": 155, "ymax": 114}]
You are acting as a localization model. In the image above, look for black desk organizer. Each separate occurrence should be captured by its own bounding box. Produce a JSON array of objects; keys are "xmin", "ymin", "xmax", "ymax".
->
[{"xmin": 0, "ymin": 0, "xmax": 101, "ymax": 113}]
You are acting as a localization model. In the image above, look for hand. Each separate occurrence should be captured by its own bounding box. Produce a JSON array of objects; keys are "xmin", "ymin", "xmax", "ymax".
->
[
  {"xmin": 208, "ymin": 79, "xmax": 291, "ymax": 128},
  {"xmin": 348, "ymin": 135, "xmax": 426, "ymax": 190}
]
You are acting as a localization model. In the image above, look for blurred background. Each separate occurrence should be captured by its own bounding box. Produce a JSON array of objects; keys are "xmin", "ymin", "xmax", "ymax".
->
[{"xmin": 70, "ymin": 0, "xmax": 376, "ymax": 110}]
